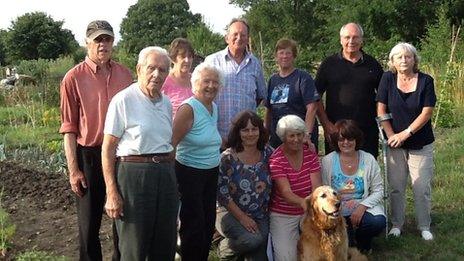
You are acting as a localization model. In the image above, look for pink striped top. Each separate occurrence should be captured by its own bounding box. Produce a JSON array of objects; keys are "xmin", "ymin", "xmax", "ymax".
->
[{"xmin": 269, "ymin": 145, "xmax": 321, "ymax": 215}]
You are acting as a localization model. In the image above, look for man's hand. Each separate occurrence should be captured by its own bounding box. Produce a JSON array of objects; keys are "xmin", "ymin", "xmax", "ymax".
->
[
  {"xmin": 69, "ymin": 170, "xmax": 87, "ymax": 197},
  {"xmin": 323, "ymin": 122, "xmax": 337, "ymax": 143},
  {"xmin": 105, "ymin": 191, "xmax": 124, "ymax": 219}
]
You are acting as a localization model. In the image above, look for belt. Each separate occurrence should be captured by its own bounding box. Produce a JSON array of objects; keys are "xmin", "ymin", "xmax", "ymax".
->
[{"xmin": 118, "ymin": 153, "xmax": 173, "ymax": 163}]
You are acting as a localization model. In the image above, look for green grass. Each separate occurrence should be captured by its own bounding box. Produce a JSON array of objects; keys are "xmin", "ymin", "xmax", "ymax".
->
[{"xmin": 16, "ymin": 250, "xmax": 67, "ymax": 261}]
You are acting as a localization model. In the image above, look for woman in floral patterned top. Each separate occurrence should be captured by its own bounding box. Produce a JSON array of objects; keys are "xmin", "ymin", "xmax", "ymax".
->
[{"xmin": 216, "ymin": 110, "xmax": 273, "ymax": 261}]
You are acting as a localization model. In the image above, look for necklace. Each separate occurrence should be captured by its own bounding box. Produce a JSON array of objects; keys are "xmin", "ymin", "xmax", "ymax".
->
[{"xmin": 340, "ymin": 155, "xmax": 358, "ymax": 169}]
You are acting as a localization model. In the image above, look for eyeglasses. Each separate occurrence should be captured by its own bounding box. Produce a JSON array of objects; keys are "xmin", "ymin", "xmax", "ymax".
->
[{"xmin": 94, "ymin": 35, "xmax": 114, "ymax": 43}]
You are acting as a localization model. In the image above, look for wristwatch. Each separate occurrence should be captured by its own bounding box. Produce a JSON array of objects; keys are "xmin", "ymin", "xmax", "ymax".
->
[{"xmin": 406, "ymin": 126, "xmax": 413, "ymax": 135}]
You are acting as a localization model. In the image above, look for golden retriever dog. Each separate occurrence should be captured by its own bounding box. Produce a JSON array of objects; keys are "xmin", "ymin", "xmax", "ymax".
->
[{"xmin": 297, "ymin": 186, "xmax": 367, "ymax": 261}]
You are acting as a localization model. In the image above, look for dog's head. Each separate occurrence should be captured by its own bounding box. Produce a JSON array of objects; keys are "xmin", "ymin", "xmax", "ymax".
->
[{"xmin": 306, "ymin": 186, "xmax": 342, "ymax": 227}]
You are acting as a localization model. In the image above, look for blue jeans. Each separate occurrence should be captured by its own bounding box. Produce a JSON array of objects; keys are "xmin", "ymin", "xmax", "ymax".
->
[
  {"xmin": 216, "ymin": 211, "xmax": 269, "ymax": 261},
  {"xmin": 345, "ymin": 212, "xmax": 386, "ymax": 251}
]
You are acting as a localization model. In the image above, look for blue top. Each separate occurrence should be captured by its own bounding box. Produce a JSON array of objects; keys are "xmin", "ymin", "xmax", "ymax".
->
[
  {"xmin": 265, "ymin": 69, "xmax": 320, "ymax": 146},
  {"xmin": 176, "ymin": 97, "xmax": 222, "ymax": 169},
  {"xmin": 331, "ymin": 152, "xmax": 365, "ymax": 217},
  {"xmin": 217, "ymin": 146, "xmax": 274, "ymax": 219},
  {"xmin": 376, "ymin": 71, "xmax": 436, "ymax": 149}
]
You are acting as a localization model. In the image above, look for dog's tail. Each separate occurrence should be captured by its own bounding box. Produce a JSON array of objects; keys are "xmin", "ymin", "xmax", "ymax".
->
[{"xmin": 348, "ymin": 247, "xmax": 368, "ymax": 261}]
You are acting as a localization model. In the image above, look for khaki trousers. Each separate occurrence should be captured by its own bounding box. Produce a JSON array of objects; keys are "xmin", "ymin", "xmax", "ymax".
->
[{"xmin": 387, "ymin": 143, "xmax": 434, "ymax": 231}]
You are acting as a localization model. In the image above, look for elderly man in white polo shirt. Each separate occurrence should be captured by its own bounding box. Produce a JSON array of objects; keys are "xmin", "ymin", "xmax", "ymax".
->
[{"xmin": 101, "ymin": 46, "xmax": 178, "ymax": 260}]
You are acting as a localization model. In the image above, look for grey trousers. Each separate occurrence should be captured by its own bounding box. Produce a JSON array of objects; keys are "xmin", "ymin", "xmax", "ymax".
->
[
  {"xmin": 387, "ymin": 143, "xmax": 434, "ymax": 231},
  {"xmin": 115, "ymin": 161, "xmax": 179, "ymax": 261},
  {"xmin": 216, "ymin": 211, "xmax": 269, "ymax": 261}
]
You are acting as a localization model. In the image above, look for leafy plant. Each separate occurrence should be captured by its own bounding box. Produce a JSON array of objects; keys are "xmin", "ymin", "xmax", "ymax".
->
[{"xmin": 0, "ymin": 188, "xmax": 15, "ymax": 257}]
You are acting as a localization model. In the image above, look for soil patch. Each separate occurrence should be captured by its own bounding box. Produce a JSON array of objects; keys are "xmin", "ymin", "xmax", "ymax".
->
[{"xmin": 0, "ymin": 161, "xmax": 114, "ymax": 260}]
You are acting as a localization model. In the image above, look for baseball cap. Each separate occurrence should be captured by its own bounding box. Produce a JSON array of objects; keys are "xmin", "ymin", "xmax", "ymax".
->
[{"xmin": 86, "ymin": 20, "xmax": 114, "ymax": 40}]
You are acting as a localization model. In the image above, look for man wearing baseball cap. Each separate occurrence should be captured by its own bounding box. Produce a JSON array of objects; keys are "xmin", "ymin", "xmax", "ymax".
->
[{"xmin": 60, "ymin": 20, "xmax": 133, "ymax": 260}]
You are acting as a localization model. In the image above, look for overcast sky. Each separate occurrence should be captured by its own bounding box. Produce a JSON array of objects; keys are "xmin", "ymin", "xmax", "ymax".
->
[{"xmin": 0, "ymin": 0, "xmax": 244, "ymax": 45}]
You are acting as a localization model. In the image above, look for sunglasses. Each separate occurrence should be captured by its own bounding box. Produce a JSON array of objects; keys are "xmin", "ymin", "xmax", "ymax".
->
[{"xmin": 338, "ymin": 136, "xmax": 355, "ymax": 142}]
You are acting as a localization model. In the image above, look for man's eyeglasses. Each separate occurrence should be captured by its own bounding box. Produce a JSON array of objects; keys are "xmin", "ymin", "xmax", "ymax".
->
[{"xmin": 94, "ymin": 35, "xmax": 114, "ymax": 43}]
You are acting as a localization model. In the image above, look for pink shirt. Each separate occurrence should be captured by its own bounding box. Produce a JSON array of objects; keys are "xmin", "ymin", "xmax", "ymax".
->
[
  {"xmin": 161, "ymin": 75, "xmax": 193, "ymax": 119},
  {"xmin": 59, "ymin": 57, "xmax": 133, "ymax": 146},
  {"xmin": 269, "ymin": 145, "xmax": 321, "ymax": 215}
]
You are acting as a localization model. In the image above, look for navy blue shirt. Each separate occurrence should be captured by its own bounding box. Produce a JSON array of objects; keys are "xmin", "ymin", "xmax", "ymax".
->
[
  {"xmin": 265, "ymin": 69, "xmax": 320, "ymax": 146},
  {"xmin": 376, "ymin": 71, "xmax": 436, "ymax": 150}
]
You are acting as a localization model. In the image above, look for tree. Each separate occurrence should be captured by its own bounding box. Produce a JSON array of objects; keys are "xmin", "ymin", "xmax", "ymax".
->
[
  {"xmin": 187, "ymin": 24, "xmax": 225, "ymax": 57},
  {"xmin": 5, "ymin": 12, "xmax": 78, "ymax": 63},
  {"xmin": 230, "ymin": 0, "xmax": 455, "ymax": 66},
  {"xmin": 120, "ymin": 0, "xmax": 202, "ymax": 55},
  {"xmin": 0, "ymin": 29, "xmax": 7, "ymax": 65}
]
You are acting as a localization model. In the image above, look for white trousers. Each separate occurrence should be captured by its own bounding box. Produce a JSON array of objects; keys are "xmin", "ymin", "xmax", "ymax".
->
[{"xmin": 269, "ymin": 212, "xmax": 303, "ymax": 261}]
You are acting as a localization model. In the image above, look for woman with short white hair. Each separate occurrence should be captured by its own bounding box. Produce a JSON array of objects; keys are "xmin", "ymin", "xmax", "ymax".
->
[
  {"xmin": 268, "ymin": 115, "xmax": 322, "ymax": 261},
  {"xmin": 172, "ymin": 62, "xmax": 223, "ymax": 261},
  {"xmin": 377, "ymin": 42, "xmax": 436, "ymax": 241}
]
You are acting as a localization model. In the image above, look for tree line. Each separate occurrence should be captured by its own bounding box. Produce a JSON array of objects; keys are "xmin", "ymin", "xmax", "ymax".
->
[{"xmin": 0, "ymin": 0, "xmax": 463, "ymax": 72}]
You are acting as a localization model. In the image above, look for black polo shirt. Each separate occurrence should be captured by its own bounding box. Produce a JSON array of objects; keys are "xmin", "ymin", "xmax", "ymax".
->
[{"xmin": 315, "ymin": 51, "xmax": 383, "ymax": 156}]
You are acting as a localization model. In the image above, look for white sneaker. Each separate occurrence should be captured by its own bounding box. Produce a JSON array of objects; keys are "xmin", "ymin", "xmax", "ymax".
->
[
  {"xmin": 388, "ymin": 227, "xmax": 401, "ymax": 237},
  {"xmin": 421, "ymin": 230, "xmax": 434, "ymax": 241}
]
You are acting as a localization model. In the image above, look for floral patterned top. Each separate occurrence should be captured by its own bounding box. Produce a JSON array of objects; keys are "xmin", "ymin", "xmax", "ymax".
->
[{"xmin": 217, "ymin": 145, "xmax": 273, "ymax": 219}]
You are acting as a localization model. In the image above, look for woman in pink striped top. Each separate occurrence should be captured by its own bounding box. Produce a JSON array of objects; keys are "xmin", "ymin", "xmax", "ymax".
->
[
  {"xmin": 268, "ymin": 115, "xmax": 322, "ymax": 261},
  {"xmin": 161, "ymin": 38, "xmax": 194, "ymax": 119}
]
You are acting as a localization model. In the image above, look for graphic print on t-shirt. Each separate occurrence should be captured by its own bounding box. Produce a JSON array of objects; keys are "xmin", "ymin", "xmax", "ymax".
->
[{"xmin": 270, "ymin": 83, "xmax": 290, "ymax": 104}]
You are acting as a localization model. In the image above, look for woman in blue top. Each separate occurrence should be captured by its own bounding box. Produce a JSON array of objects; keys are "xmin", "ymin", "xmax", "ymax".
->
[
  {"xmin": 377, "ymin": 42, "xmax": 436, "ymax": 241},
  {"xmin": 172, "ymin": 62, "xmax": 223, "ymax": 261},
  {"xmin": 321, "ymin": 119, "xmax": 385, "ymax": 254},
  {"xmin": 216, "ymin": 110, "xmax": 273, "ymax": 260},
  {"xmin": 264, "ymin": 38, "xmax": 320, "ymax": 150}
]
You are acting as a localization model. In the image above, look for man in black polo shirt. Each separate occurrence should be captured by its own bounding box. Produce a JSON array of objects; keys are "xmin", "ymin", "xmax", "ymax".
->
[{"xmin": 315, "ymin": 22, "xmax": 383, "ymax": 157}]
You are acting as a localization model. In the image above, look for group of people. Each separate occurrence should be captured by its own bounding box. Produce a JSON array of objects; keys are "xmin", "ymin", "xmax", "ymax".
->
[{"xmin": 60, "ymin": 18, "xmax": 436, "ymax": 261}]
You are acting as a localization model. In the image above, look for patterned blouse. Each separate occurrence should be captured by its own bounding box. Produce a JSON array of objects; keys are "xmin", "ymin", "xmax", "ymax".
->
[{"xmin": 217, "ymin": 145, "xmax": 273, "ymax": 219}]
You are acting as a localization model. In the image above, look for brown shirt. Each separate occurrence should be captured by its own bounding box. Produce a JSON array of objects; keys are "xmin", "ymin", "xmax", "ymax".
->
[{"xmin": 59, "ymin": 56, "xmax": 133, "ymax": 146}]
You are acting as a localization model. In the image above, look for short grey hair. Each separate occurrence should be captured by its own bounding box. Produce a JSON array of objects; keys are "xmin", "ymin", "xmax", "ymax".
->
[
  {"xmin": 191, "ymin": 62, "xmax": 224, "ymax": 95},
  {"xmin": 339, "ymin": 22, "xmax": 364, "ymax": 38},
  {"xmin": 137, "ymin": 46, "xmax": 171, "ymax": 67},
  {"xmin": 387, "ymin": 42, "xmax": 420, "ymax": 73},
  {"xmin": 276, "ymin": 115, "xmax": 307, "ymax": 141},
  {"xmin": 226, "ymin": 18, "xmax": 250, "ymax": 36}
]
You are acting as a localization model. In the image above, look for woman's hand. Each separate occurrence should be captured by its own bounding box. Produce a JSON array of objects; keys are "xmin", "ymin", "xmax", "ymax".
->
[
  {"xmin": 105, "ymin": 191, "xmax": 124, "ymax": 219},
  {"xmin": 350, "ymin": 205, "xmax": 367, "ymax": 227},
  {"xmin": 239, "ymin": 215, "xmax": 259, "ymax": 234},
  {"xmin": 387, "ymin": 129, "xmax": 411, "ymax": 148}
]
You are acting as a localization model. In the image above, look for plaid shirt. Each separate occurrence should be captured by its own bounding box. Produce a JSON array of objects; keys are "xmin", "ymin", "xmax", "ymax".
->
[{"xmin": 205, "ymin": 48, "xmax": 266, "ymax": 138}]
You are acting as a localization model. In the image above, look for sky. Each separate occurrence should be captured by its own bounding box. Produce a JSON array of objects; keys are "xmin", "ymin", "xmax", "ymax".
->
[{"xmin": 0, "ymin": 0, "xmax": 244, "ymax": 45}]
